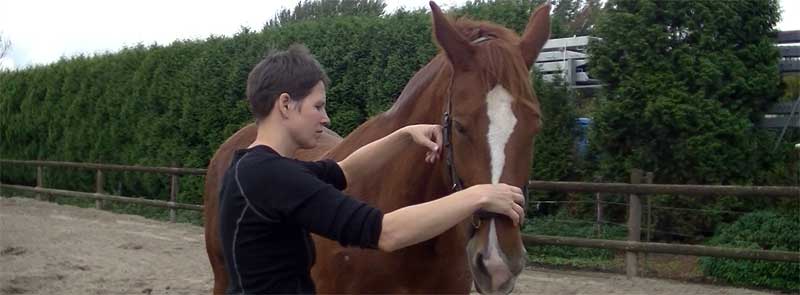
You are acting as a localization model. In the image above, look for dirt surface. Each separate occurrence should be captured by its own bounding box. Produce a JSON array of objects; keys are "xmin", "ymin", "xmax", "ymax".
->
[
  {"xmin": 0, "ymin": 197, "xmax": 778, "ymax": 295},
  {"xmin": 1, "ymin": 197, "xmax": 211, "ymax": 295}
]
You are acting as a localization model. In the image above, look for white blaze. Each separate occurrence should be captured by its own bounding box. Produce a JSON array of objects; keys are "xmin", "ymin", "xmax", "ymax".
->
[
  {"xmin": 484, "ymin": 219, "xmax": 513, "ymax": 291},
  {"xmin": 483, "ymin": 85, "xmax": 517, "ymax": 291},
  {"xmin": 486, "ymin": 85, "xmax": 517, "ymax": 184}
]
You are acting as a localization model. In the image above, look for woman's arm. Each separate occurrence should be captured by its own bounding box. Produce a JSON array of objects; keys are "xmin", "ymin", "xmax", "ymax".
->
[
  {"xmin": 377, "ymin": 184, "xmax": 524, "ymax": 252},
  {"xmin": 338, "ymin": 125, "xmax": 442, "ymax": 185}
]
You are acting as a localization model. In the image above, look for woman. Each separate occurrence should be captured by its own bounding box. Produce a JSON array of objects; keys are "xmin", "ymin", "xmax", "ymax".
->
[{"xmin": 217, "ymin": 44, "xmax": 524, "ymax": 294}]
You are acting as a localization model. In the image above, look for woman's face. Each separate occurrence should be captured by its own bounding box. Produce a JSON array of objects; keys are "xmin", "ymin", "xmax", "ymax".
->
[{"xmin": 286, "ymin": 81, "xmax": 330, "ymax": 149}]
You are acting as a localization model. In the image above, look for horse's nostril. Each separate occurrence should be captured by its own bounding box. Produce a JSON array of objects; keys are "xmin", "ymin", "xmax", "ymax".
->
[{"xmin": 475, "ymin": 253, "xmax": 487, "ymax": 273}]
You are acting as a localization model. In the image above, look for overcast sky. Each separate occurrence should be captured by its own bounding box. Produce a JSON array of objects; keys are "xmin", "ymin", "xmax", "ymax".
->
[{"xmin": 1, "ymin": 0, "xmax": 797, "ymax": 70}]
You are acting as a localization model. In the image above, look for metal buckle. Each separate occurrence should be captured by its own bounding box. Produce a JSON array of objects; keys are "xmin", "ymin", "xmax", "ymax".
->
[{"xmin": 471, "ymin": 214, "xmax": 482, "ymax": 229}]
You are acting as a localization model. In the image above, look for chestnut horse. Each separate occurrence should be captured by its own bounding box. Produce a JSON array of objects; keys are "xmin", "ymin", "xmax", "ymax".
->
[{"xmin": 203, "ymin": 2, "xmax": 550, "ymax": 294}]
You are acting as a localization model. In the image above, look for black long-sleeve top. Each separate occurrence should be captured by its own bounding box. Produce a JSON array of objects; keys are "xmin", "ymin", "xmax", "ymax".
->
[{"xmin": 217, "ymin": 145, "xmax": 383, "ymax": 294}]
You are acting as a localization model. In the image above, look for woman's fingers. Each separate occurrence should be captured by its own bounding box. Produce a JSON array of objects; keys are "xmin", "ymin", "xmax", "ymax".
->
[
  {"xmin": 513, "ymin": 202, "xmax": 524, "ymax": 226},
  {"xmin": 507, "ymin": 185, "xmax": 522, "ymax": 195},
  {"xmin": 417, "ymin": 125, "xmax": 440, "ymax": 152},
  {"xmin": 466, "ymin": 184, "xmax": 526, "ymax": 225},
  {"xmin": 507, "ymin": 207, "xmax": 521, "ymax": 227},
  {"xmin": 425, "ymin": 151, "xmax": 439, "ymax": 163},
  {"xmin": 422, "ymin": 138, "xmax": 438, "ymax": 153},
  {"xmin": 502, "ymin": 188, "xmax": 525, "ymax": 226},
  {"xmin": 513, "ymin": 190, "xmax": 524, "ymax": 205},
  {"xmin": 504, "ymin": 202, "xmax": 524, "ymax": 227},
  {"xmin": 407, "ymin": 124, "xmax": 444, "ymax": 163},
  {"xmin": 432, "ymin": 125, "xmax": 443, "ymax": 155},
  {"xmin": 499, "ymin": 184, "xmax": 524, "ymax": 205}
]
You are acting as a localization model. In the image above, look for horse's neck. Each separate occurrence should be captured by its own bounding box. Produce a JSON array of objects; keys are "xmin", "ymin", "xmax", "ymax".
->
[{"xmin": 327, "ymin": 61, "xmax": 453, "ymax": 205}]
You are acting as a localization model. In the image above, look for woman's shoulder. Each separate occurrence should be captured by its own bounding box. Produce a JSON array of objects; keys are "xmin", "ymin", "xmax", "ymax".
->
[{"xmin": 236, "ymin": 147, "xmax": 310, "ymax": 177}]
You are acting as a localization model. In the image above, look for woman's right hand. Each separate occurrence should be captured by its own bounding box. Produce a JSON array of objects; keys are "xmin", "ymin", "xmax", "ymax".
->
[{"xmin": 463, "ymin": 184, "xmax": 525, "ymax": 226}]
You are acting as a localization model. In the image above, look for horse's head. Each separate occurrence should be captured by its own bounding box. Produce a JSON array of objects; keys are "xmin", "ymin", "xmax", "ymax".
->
[{"xmin": 428, "ymin": 2, "xmax": 550, "ymax": 294}]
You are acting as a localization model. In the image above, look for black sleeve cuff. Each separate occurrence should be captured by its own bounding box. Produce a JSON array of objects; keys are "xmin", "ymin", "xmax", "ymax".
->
[
  {"xmin": 362, "ymin": 208, "xmax": 383, "ymax": 249},
  {"xmin": 335, "ymin": 201, "xmax": 383, "ymax": 249},
  {"xmin": 323, "ymin": 159, "xmax": 348, "ymax": 190}
]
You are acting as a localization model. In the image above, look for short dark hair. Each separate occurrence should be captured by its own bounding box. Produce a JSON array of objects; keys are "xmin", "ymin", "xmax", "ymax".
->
[{"xmin": 246, "ymin": 44, "xmax": 330, "ymax": 121}]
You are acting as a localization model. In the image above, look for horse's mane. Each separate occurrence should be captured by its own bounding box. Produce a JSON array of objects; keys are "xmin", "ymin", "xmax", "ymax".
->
[{"xmin": 384, "ymin": 17, "xmax": 536, "ymax": 118}]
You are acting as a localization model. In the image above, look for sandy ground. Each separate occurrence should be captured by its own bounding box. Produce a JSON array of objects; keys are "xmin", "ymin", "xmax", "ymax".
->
[{"xmin": 0, "ymin": 197, "xmax": 778, "ymax": 295}]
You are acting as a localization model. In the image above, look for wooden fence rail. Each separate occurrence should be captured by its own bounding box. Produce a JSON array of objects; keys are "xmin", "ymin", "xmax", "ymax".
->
[
  {"xmin": 0, "ymin": 159, "xmax": 206, "ymax": 175},
  {"xmin": 521, "ymin": 234, "xmax": 800, "ymax": 263},
  {"xmin": 0, "ymin": 184, "xmax": 203, "ymax": 211},
  {"xmin": 1, "ymin": 159, "xmax": 798, "ymax": 276},
  {"xmin": 527, "ymin": 180, "xmax": 799, "ymax": 197},
  {"xmin": 0, "ymin": 159, "xmax": 205, "ymax": 222}
]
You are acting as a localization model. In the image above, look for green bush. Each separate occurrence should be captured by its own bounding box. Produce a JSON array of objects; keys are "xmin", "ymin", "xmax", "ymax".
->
[
  {"xmin": 699, "ymin": 211, "xmax": 800, "ymax": 291},
  {"xmin": 588, "ymin": 0, "xmax": 786, "ymax": 185},
  {"xmin": 531, "ymin": 75, "xmax": 578, "ymax": 182},
  {"xmin": 582, "ymin": 0, "xmax": 796, "ymax": 240}
]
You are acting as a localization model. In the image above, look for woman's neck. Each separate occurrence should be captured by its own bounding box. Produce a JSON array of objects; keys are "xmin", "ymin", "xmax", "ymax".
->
[{"xmin": 250, "ymin": 122, "xmax": 298, "ymax": 157}]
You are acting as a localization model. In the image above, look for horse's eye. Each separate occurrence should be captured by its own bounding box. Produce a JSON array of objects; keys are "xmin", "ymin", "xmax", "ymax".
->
[{"xmin": 454, "ymin": 120, "xmax": 467, "ymax": 134}]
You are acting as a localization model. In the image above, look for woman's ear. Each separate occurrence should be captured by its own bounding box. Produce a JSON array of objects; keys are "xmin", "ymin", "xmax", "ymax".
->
[{"xmin": 277, "ymin": 93, "xmax": 292, "ymax": 118}]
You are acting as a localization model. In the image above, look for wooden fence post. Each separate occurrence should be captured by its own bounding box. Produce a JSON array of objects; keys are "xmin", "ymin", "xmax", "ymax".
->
[
  {"xmin": 795, "ymin": 143, "xmax": 800, "ymax": 186},
  {"xmin": 95, "ymin": 169, "xmax": 105, "ymax": 209},
  {"xmin": 169, "ymin": 172, "xmax": 179, "ymax": 223},
  {"xmin": 36, "ymin": 165, "xmax": 43, "ymax": 201},
  {"xmin": 594, "ymin": 176, "xmax": 604, "ymax": 237},
  {"xmin": 626, "ymin": 169, "xmax": 643, "ymax": 278},
  {"xmin": 644, "ymin": 171, "xmax": 654, "ymax": 276}
]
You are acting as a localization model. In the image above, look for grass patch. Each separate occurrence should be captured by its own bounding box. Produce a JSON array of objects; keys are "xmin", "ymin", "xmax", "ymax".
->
[{"xmin": 523, "ymin": 214, "xmax": 626, "ymax": 270}]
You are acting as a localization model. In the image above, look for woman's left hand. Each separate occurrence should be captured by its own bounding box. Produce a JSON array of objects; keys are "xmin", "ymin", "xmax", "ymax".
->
[{"xmin": 403, "ymin": 124, "xmax": 443, "ymax": 164}]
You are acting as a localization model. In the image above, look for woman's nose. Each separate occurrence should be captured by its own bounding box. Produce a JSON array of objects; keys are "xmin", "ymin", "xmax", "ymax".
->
[{"xmin": 321, "ymin": 113, "xmax": 330, "ymax": 127}]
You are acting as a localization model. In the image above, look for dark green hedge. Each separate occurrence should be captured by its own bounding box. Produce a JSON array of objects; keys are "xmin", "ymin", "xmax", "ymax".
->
[
  {"xmin": 699, "ymin": 211, "xmax": 800, "ymax": 291},
  {"xmin": 1, "ymin": 0, "xmax": 580, "ymax": 206}
]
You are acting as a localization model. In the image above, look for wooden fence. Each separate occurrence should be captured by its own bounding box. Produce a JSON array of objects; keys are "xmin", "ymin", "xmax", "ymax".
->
[
  {"xmin": 0, "ymin": 159, "xmax": 205, "ymax": 222},
  {"xmin": 528, "ymin": 169, "xmax": 800, "ymax": 277},
  {"xmin": 1, "ymin": 160, "xmax": 798, "ymax": 277}
]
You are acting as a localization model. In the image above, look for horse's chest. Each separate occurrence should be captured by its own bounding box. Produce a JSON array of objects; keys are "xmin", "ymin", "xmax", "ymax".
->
[{"xmin": 313, "ymin": 226, "xmax": 471, "ymax": 293}]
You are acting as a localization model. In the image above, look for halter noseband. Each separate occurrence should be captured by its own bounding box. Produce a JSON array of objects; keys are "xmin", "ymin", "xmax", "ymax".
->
[{"xmin": 440, "ymin": 36, "xmax": 528, "ymax": 235}]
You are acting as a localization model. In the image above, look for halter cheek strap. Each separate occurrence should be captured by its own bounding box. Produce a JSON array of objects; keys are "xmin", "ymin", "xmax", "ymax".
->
[{"xmin": 442, "ymin": 86, "xmax": 463, "ymax": 192}]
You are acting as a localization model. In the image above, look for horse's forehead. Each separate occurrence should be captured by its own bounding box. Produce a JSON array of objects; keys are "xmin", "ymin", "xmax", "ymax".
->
[
  {"xmin": 456, "ymin": 98, "xmax": 487, "ymax": 115},
  {"xmin": 453, "ymin": 85, "xmax": 512, "ymax": 116},
  {"xmin": 456, "ymin": 20, "xmax": 520, "ymax": 44}
]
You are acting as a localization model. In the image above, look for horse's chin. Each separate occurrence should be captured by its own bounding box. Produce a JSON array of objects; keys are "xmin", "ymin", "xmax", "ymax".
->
[{"xmin": 473, "ymin": 277, "xmax": 516, "ymax": 295}]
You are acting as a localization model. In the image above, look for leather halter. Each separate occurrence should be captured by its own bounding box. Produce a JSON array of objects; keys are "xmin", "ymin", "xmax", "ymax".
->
[{"xmin": 440, "ymin": 36, "xmax": 528, "ymax": 236}]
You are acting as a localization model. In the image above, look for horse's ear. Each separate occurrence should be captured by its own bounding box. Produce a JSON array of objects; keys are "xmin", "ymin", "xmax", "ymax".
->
[
  {"xmin": 430, "ymin": 1, "xmax": 474, "ymax": 71},
  {"xmin": 519, "ymin": 3, "xmax": 552, "ymax": 68}
]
